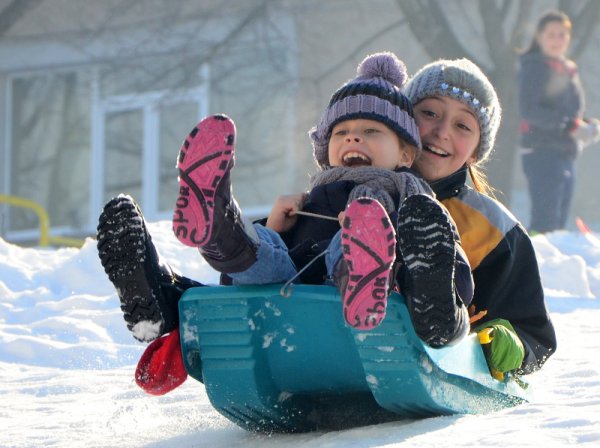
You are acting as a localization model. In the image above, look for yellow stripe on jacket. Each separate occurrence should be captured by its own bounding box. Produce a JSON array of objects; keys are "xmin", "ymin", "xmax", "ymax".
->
[{"xmin": 441, "ymin": 190, "xmax": 518, "ymax": 271}]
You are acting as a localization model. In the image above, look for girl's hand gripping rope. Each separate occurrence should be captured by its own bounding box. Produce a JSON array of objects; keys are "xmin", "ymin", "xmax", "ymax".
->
[{"xmin": 267, "ymin": 193, "xmax": 308, "ymax": 233}]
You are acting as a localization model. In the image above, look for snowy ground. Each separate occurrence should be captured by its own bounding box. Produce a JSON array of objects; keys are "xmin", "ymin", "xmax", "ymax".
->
[{"xmin": 1, "ymin": 220, "xmax": 600, "ymax": 448}]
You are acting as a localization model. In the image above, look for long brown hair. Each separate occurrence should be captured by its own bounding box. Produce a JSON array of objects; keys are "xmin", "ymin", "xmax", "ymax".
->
[
  {"xmin": 523, "ymin": 10, "xmax": 572, "ymax": 55},
  {"xmin": 468, "ymin": 164, "xmax": 495, "ymax": 196}
]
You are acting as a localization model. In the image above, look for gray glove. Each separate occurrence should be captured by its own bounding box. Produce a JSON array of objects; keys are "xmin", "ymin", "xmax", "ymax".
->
[{"xmin": 572, "ymin": 118, "xmax": 600, "ymax": 147}]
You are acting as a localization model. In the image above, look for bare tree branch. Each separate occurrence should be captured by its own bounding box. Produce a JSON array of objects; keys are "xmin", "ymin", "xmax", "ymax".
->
[
  {"xmin": 199, "ymin": 0, "xmax": 276, "ymax": 64},
  {"xmin": 0, "ymin": 0, "xmax": 44, "ymax": 36},
  {"xmin": 396, "ymin": 0, "xmax": 476, "ymax": 61},
  {"xmin": 316, "ymin": 18, "xmax": 408, "ymax": 82},
  {"xmin": 499, "ymin": 0, "xmax": 511, "ymax": 17},
  {"xmin": 569, "ymin": 1, "xmax": 600, "ymax": 59},
  {"xmin": 508, "ymin": 0, "xmax": 534, "ymax": 51},
  {"xmin": 479, "ymin": 1, "xmax": 506, "ymax": 71}
]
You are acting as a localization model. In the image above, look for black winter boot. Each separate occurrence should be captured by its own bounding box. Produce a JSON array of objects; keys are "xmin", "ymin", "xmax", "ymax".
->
[
  {"xmin": 97, "ymin": 194, "xmax": 202, "ymax": 342},
  {"xmin": 396, "ymin": 194, "xmax": 469, "ymax": 347},
  {"xmin": 172, "ymin": 114, "xmax": 259, "ymax": 274}
]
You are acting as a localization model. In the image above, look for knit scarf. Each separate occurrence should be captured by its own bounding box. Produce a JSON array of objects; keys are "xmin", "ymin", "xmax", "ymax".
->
[{"xmin": 309, "ymin": 166, "xmax": 434, "ymax": 213}]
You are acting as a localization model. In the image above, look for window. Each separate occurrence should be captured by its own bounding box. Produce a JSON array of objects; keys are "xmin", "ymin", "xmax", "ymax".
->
[
  {"xmin": 4, "ymin": 65, "xmax": 208, "ymax": 242},
  {"xmin": 7, "ymin": 70, "xmax": 92, "ymax": 237},
  {"xmin": 94, "ymin": 86, "xmax": 208, "ymax": 223}
]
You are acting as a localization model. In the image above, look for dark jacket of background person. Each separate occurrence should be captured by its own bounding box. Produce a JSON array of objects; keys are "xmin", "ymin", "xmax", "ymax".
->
[{"xmin": 518, "ymin": 51, "xmax": 585, "ymax": 159}]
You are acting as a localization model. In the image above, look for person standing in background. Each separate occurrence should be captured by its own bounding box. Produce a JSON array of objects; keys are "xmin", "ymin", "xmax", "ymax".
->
[{"xmin": 519, "ymin": 10, "xmax": 600, "ymax": 234}]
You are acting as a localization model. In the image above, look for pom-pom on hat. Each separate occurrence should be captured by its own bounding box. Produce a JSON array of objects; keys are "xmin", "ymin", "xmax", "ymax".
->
[
  {"xmin": 403, "ymin": 58, "xmax": 501, "ymax": 163},
  {"xmin": 310, "ymin": 52, "xmax": 422, "ymax": 170}
]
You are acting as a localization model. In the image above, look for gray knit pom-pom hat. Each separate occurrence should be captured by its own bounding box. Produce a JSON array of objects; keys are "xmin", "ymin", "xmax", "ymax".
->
[
  {"xmin": 309, "ymin": 51, "xmax": 422, "ymax": 170},
  {"xmin": 403, "ymin": 58, "xmax": 501, "ymax": 163}
]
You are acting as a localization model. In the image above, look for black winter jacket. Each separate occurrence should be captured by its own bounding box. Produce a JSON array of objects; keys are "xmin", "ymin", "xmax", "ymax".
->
[
  {"xmin": 225, "ymin": 167, "xmax": 416, "ymax": 285},
  {"xmin": 279, "ymin": 178, "xmax": 401, "ymax": 284},
  {"xmin": 432, "ymin": 167, "xmax": 557, "ymax": 374},
  {"xmin": 518, "ymin": 52, "xmax": 585, "ymax": 159}
]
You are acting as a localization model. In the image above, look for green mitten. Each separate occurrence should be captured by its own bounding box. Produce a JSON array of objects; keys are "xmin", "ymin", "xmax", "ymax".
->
[{"xmin": 475, "ymin": 319, "xmax": 525, "ymax": 373}]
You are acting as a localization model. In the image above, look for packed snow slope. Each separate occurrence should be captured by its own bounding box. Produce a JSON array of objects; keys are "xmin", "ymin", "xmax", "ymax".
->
[{"xmin": 1, "ymin": 220, "xmax": 599, "ymax": 447}]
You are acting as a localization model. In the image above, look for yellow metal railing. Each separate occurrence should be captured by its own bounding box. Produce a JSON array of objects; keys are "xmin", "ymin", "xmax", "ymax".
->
[{"xmin": 0, "ymin": 194, "xmax": 85, "ymax": 247}]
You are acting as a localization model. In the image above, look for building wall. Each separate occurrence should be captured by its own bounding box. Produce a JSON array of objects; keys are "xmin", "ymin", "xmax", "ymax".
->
[
  {"xmin": 0, "ymin": 1, "xmax": 301, "ymax": 241},
  {"xmin": 1, "ymin": 0, "xmax": 600, "ymax": 244}
]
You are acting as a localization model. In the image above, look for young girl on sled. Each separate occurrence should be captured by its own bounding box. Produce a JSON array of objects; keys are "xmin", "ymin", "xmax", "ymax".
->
[{"xmin": 98, "ymin": 53, "xmax": 555, "ymax": 386}]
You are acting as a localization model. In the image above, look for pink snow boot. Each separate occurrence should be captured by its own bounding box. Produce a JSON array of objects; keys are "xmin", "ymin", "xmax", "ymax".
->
[
  {"xmin": 339, "ymin": 197, "xmax": 396, "ymax": 329},
  {"xmin": 173, "ymin": 114, "xmax": 258, "ymax": 273}
]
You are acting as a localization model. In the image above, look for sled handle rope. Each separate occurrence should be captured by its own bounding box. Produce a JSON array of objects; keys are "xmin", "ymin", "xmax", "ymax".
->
[
  {"xmin": 280, "ymin": 209, "xmax": 338, "ymax": 297},
  {"xmin": 294, "ymin": 210, "xmax": 340, "ymax": 221},
  {"xmin": 477, "ymin": 328, "xmax": 505, "ymax": 381},
  {"xmin": 280, "ymin": 248, "xmax": 330, "ymax": 298}
]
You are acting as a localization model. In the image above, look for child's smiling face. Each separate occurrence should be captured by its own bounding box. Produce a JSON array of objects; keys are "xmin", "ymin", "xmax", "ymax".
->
[
  {"xmin": 413, "ymin": 96, "xmax": 481, "ymax": 182},
  {"xmin": 328, "ymin": 119, "xmax": 415, "ymax": 170}
]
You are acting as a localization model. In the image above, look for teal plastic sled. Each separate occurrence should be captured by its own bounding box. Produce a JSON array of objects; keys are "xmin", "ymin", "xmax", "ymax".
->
[{"xmin": 178, "ymin": 285, "xmax": 529, "ymax": 433}]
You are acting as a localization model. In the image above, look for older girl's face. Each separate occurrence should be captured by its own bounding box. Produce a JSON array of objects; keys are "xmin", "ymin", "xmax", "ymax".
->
[
  {"xmin": 413, "ymin": 96, "xmax": 480, "ymax": 182},
  {"xmin": 537, "ymin": 20, "xmax": 571, "ymax": 59}
]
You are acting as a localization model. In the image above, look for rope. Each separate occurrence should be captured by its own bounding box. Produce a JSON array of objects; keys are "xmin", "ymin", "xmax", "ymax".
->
[
  {"xmin": 293, "ymin": 210, "xmax": 339, "ymax": 222},
  {"xmin": 278, "ymin": 209, "xmax": 338, "ymax": 297},
  {"xmin": 279, "ymin": 249, "xmax": 330, "ymax": 298}
]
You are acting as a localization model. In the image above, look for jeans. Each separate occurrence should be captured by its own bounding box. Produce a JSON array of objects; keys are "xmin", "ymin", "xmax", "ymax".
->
[
  {"xmin": 229, "ymin": 223, "xmax": 346, "ymax": 286},
  {"xmin": 229, "ymin": 224, "xmax": 344, "ymax": 286},
  {"xmin": 228, "ymin": 224, "xmax": 301, "ymax": 285},
  {"xmin": 325, "ymin": 231, "xmax": 343, "ymax": 278},
  {"xmin": 522, "ymin": 149, "xmax": 575, "ymax": 233},
  {"xmin": 229, "ymin": 224, "xmax": 473, "ymax": 308}
]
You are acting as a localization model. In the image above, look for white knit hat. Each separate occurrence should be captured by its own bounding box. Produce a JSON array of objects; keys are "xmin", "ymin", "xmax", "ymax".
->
[{"xmin": 403, "ymin": 58, "xmax": 501, "ymax": 162}]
